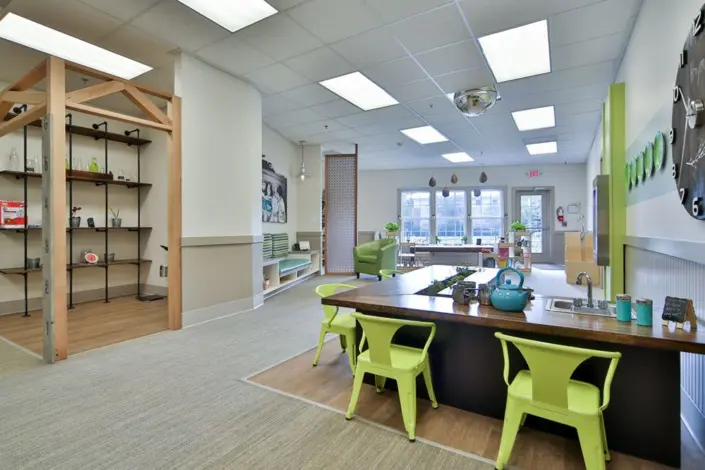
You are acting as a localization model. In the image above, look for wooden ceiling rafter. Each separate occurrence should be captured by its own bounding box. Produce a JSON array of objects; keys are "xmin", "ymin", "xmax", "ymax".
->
[
  {"xmin": 65, "ymin": 80, "xmax": 125, "ymax": 104},
  {"xmin": 0, "ymin": 58, "xmax": 47, "ymax": 117}
]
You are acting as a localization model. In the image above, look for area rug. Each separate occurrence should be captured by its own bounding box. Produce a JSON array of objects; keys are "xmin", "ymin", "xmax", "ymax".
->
[{"xmin": 0, "ymin": 337, "xmax": 42, "ymax": 378}]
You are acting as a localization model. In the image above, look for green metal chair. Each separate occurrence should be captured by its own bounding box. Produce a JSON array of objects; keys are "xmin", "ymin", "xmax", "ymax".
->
[
  {"xmin": 494, "ymin": 332, "xmax": 621, "ymax": 470},
  {"xmin": 379, "ymin": 269, "xmax": 404, "ymax": 280},
  {"xmin": 314, "ymin": 284, "xmax": 358, "ymax": 375},
  {"xmin": 345, "ymin": 312, "xmax": 438, "ymax": 441}
]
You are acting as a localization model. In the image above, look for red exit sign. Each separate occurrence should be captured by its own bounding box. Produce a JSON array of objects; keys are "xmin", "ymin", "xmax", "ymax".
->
[{"xmin": 527, "ymin": 169, "xmax": 541, "ymax": 178}]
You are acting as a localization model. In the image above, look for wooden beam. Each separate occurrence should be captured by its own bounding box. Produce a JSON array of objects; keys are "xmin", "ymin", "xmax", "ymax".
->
[
  {"xmin": 65, "ymin": 61, "xmax": 173, "ymax": 101},
  {"xmin": 122, "ymin": 84, "xmax": 171, "ymax": 125},
  {"xmin": 65, "ymin": 102, "xmax": 172, "ymax": 132},
  {"xmin": 44, "ymin": 57, "xmax": 68, "ymax": 362},
  {"xmin": 0, "ymin": 90, "xmax": 46, "ymax": 105},
  {"xmin": 0, "ymin": 104, "xmax": 46, "ymax": 139},
  {"xmin": 167, "ymin": 96, "xmax": 182, "ymax": 331},
  {"xmin": 65, "ymin": 81, "xmax": 125, "ymax": 104},
  {"xmin": 0, "ymin": 59, "xmax": 47, "ymax": 117}
]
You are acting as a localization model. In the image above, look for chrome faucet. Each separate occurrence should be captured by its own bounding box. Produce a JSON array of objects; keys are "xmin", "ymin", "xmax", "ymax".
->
[{"xmin": 576, "ymin": 272, "xmax": 594, "ymax": 308}]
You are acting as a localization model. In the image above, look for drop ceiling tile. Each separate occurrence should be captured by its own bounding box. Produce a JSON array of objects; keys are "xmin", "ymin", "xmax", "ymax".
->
[
  {"xmin": 405, "ymin": 95, "xmax": 458, "ymax": 115},
  {"xmin": 280, "ymin": 83, "xmax": 339, "ymax": 106},
  {"xmin": 353, "ymin": 117, "xmax": 428, "ymax": 136},
  {"xmin": 98, "ymin": 25, "xmax": 177, "ymax": 68},
  {"xmin": 77, "ymin": 0, "xmax": 160, "ymax": 21},
  {"xmin": 197, "ymin": 36, "xmax": 275, "ymax": 76},
  {"xmin": 263, "ymin": 94, "xmax": 302, "ymax": 116},
  {"xmin": 284, "ymin": 47, "xmax": 356, "ymax": 82},
  {"xmin": 362, "ymin": 57, "xmax": 427, "ymax": 88},
  {"xmin": 264, "ymin": 108, "xmax": 327, "ymax": 128},
  {"xmin": 459, "ymin": 0, "xmax": 550, "ymax": 37},
  {"xmin": 245, "ymin": 64, "xmax": 310, "ymax": 94},
  {"xmin": 299, "ymin": 119, "xmax": 348, "ymax": 135},
  {"xmin": 288, "ymin": 0, "xmax": 384, "ymax": 44},
  {"xmin": 325, "ymin": 128, "xmax": 364, "ymax": 140},
  {"xmin": 433, "ymin": 66, "xmax": 495, "ymax": 93},
  {"xmin": 550, "ymin": 0, "xmax": 641, "ymax": 46},
  {"xmin": 422, "ymin": 110, "xmax": 469, "ymax": 127},
  {"xmin": 132, "ymin": 1, "xmax": 230, "ymax": 51},
  {"xmin": 10, "ymin": 0, "xmax": 122, "ymax": 43},
  {"xmin": 330, "ymin": 27, "xmax": 407, "ymax": 68},
  {"xmin": 499, "ymin": 82, "xmax": 609, "ymax": 110},
  {"xmin": 433, "ymin": 120, "xmax": 479, "ymax": 136},
  {"xmin": 552, "ymin": 31, "xmax": 631, "ymax": 71},
  {"xmin": 335, "ymin": 105, "xmax": 412, "ymax": 127},
  {"xmin": 310, "ymin": 99, "xmax": 361, "ymax": 118},
  {"xmin": 364, "ymin": 0, "xmax": 453, "ymax": 24},
  {"xmin": 387, "ymin": 79, "xmax": 444, "ymax": 102},
  {"xmin": 554, "ymin": 98, "xmax": 603, "ymax": 117},
  {"xmin": 237, "ymin": 14, "xmax": 323, "ymax": 61},
  {"xmin": 414, "ymin": 40, "xmax": 485, "ymax": 77},
  {"xmin": 267, "ymin": 0, "xmax": 308, "ymax": 10},
  {"xmin": 497, "ymin": 61, "xmax": 616, "ymax": 96},
  {"xmin": 389, "ymin": 4, "xmax": 471, "ymax": 54},
  {"xmin": 557, "ymin": 110, "xmax": 602, "ymax": 128}
]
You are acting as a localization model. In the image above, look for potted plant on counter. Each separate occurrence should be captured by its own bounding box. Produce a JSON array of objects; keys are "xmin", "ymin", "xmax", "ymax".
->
[
  {"xmin": 69, "ymin": 206, "xmax": 81, "ymax": 228},
  {"xmin": 461, "ymin": 235, "xmax": 468, "ymax": 245},
  {"xmin": 385, "ymin": 222, "xmax": 400, "ymax": 238},
  {"xmin": 109, "ymin": 207, "xmax": 121, "ymax": 228},
  {"xmin": 510, "ymin": 221, "xmax": 527, "ymax": 233}
]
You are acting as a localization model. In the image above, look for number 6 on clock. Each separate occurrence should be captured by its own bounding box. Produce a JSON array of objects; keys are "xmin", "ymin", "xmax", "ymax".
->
[{"xmin": 693, "ymin": 197, "xmax": 702, "ymax": 217}]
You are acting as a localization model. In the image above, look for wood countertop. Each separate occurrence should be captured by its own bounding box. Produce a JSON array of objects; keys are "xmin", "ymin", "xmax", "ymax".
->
[{"xmin": 324, "ymin": 265, "xmax": 705, "ymax": 354}]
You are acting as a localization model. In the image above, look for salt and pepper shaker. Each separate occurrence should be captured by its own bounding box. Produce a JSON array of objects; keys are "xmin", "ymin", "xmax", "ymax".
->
[
  {"xmin": 636, "ymin": 298, "xmax": 653, "ymax": 327},
  {"xmin": 615, "ymin": 294, "xmax": 632, "ymax": 322}
]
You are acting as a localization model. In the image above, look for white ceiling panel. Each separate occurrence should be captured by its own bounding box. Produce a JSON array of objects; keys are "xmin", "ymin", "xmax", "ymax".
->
[
  {"xmin": 335, "ymin": 105, "xmax": 413, "ymax": 127},
  {"xmin": 310, "ymin": 99, "xmax": 361, "ymax": 119},
  {"xmin": 552, "ymin": 31, "xmax": 631, "ymax": 71},
  {"xmin": 263, "ymin": 94, "xmax": 302, "ymax": 116},
  {"xmin": 245, "ymin": 63, "xmax": 310, "ymax": 94},
  {"xmin": 279, "ymin": 83, "xmax": 339, "ymax": 106},
  {"xmin": 236, "ymin": 14, "xmax": 323, "ymax": 61},
  {"xmin": 9, "ymin": 0, "xmax": 122, "ymax": 43},
  {"xmin": 283, "ymin": 47, "xmax": 355, "ymax": 82},
  {"xmin": 390, "ymin": 4, "xmax": 471, "ymax": 54},
  {"xmin": 498, "ymin": 82, "xmax": 610, "ymax": 110},
  {"xmin": 353, "ymin": 117, "xmax": 428, "ymax": 136},
  {"xmin": 362, "ymin": 57, "xmax": 427, "ymax": 88},
  {"xmin": 433, "ymin": 66, "xmax": 495, "ymax": 93},
  {"xmin": 325, "ymin": 128, "xmax": 364, "ymax": 141},
  {"xmin": 98, "ymin": 25, "xmax": 177, "ymax": 68},
  {"xmin": 497, "ymin": 61, "xmax": 617, "ymax": 97},
  {"xmin": 131, "ymin": 1, "xmax": 230, "ymax": 51},
  {"xmin": 387, "ymin": 79, "xmax": 444, "ymax": 103},
  {"xmin": 364, "ymin": 0, "xmax": 453, "ymax": 24},
  {"xmin": 266, "ymin": 0, "xmax": 308, "ymax": 10},
  {"xmin": 288, "ymin": 0, "xmax": 384, "ymax": 44},
  {"xmin": 279, "ymin": 119, "xmax": 348, "ymax": 138},
  {"xmin": 77, "ymin": 0, "xmax": 161, "ymax": 22},
  {"xmin": 554, "ymin": 97, "xmax": 603, "ymax": 117},
  {"xmin": 557, "ymin": 110, "xmax": 603, "ymax": 128},
  {"xmin": 459, "ymin": 0, "xmax": 551, "ymax": 37},
  {"xmin": 265, "ymin": 108, "xmax": 327, "ymax": 128},
  {"xmin": 550, "ymin": 0, "xmax": 640, "ymax": 46},
  {"xmin": 197, "ymin": 37, "xmax": 275, "ymax": 76},
  {"xmin": 422, "ymin": 110, "xmax": 469, "ymax": 127},
  {"xmin": 414, "ymin": 40, "xmax": 485, "ymax": 77},
  {"xmin": 330, "ymin": 27, "xmax": 407, "ymax": 68},
  {"xmin": 405, "ymin": 95, "xmax": 458, "ymax": 116}
]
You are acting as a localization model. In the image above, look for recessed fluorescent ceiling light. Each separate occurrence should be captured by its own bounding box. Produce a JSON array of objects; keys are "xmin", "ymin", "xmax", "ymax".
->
[
  {"xmin": 0, "ymin": 13, "xmax": 151, "ymax": 80},
  {"xmin": 478, "ymin": 20, "xmax": 551, "ymax": 82},
  {"xmin": 526, "ymin": 141, "xmax": 557, "ymax": 155},
  {"xmin": 177, "ymin": 0, "xmax": 277, "ymax": 33},
  {"xmin": 319, "ymin": 72, "xmax": 398, "ymax": 111},
  {"xmin": 442, "ymin": 152, "xmax": 474, "ymax": 163},
  {"xmin": 511, "ymin": 106, "xmax": 555, "ymax": 131},
  {"xmin": 400, "ymin": 126, "xmax": 448, "ymax": 144}
]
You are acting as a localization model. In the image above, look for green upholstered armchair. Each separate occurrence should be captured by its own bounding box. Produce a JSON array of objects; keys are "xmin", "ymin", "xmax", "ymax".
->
[{"xmin": 354, "ymin": 239, "xmax": 397, "ymax": 280}]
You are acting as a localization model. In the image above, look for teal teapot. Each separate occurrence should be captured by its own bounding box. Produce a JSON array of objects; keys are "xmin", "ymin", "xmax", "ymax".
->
[{"xmin": 490, "ymin": 267, "xmax": 529, "ymax": 312}]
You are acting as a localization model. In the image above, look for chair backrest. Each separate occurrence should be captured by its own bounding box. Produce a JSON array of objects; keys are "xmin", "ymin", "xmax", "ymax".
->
[
  {"xmin": 379, "ymin": 269, "xmax": 403, "ymax": 280},
  {"xmin": 352, "ymin": 312, "xmax": 435, "ymax": 367},
  {"xmin": 495, "ymin": 332, "xmax": 621, "ymax": 413},
  {"xmin": 315, "ymin": 284, "xmax": 355, "ymax": 323}
]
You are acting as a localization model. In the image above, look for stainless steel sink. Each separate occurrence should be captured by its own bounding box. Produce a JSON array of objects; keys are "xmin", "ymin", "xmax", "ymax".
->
[{"xmin": 545, "ymin": 298, "xmax": 623, "ymax": 317}]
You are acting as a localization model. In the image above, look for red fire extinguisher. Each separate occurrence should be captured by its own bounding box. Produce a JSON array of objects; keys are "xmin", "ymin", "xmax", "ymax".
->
[{"xmin": 556, "ymin": 206, "xmax": 567, "ymax": 227}]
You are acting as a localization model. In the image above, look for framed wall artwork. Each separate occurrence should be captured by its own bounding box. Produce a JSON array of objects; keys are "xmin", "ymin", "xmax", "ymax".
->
[{"xmin": 262, "ymin": 159, "xmax": 288, "ymax": 223}]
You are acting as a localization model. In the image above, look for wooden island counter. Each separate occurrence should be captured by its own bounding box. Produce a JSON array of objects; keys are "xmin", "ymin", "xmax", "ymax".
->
[{"xmin": 323, "ymin": 266, "xmax": 705, "ymax": 467}]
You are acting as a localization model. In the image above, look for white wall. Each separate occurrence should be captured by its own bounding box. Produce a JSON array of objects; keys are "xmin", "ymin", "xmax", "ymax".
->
[
  {"xmin": 296, "ymin": 145, "xmax": 323, "ymax": 233},
  {"xmin": 262, "ymin": 125, "xmax": 298, "ymax": 242},
  {"xmin": 176, "ymin": 54, "xmax": 262, "ymax": 238},
  {"xmin": 359, "ymin": 164, "xmax": 587, "ymax": 233}
]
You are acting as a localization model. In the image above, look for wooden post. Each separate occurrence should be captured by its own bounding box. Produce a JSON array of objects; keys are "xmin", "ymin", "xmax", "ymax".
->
[
  {"xmin": 42, "ymin": 57, "xmax": 67, "ymax": 362},
  {"xmin": 167, "ymin": 96, "xmax": 182, "ymax": 330}
]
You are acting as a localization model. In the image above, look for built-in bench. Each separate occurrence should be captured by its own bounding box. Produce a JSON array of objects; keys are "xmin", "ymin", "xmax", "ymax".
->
[
  {"xmin": 262, "ymin": 233, "xmax": 321, "ymax": 299},
  {"xmin": 279, "ymin": 258, "xmax": 312, "ymax": 277}
]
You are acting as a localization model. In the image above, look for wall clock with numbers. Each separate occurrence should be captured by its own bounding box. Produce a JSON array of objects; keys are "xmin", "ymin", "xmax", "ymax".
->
[{"xmin": 672, "ymin": 4, "xmax": 705, "ymax": 220}]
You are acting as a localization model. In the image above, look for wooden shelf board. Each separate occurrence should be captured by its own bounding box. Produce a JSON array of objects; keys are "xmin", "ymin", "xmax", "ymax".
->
[
  {"xmin": 0, "ymin": 259, "xmax": 150, "ymax": 275},
  {"xmin": 0, "ymin": 170, "xmax": 152, "ymax": 187},
  {"xmin": 3, "ymin": 113, "xmax": 151, "ymax": 146}
]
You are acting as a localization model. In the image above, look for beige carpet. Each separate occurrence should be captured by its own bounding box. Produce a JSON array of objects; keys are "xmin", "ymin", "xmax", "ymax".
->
[{"xmin": 0, "ymin": 338, "xmax": 42, "ymax": 378}]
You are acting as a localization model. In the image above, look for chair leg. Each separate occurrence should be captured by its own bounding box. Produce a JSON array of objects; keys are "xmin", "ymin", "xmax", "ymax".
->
[
  {"xmin": 496, "ymin": 398, "xmax": 523, "ymax": 470},
  {"xmin": 356, "ymin": 273, "xmax": 360, "ymax": 279},
  {"xmin": 374, "ymin": 375, "xmax": 387, "ymax": 393},
  {"xmin": 577, "ymin": 419, "xmax": 607, "ymax": 470},
  {"xmin": 343, "ymin": 332, "xmax": 356, "ymax": 375},
  {"xmin": 378, "ymin": 275, "xmax": 382, "ymax": 281},
  {"xmin": 345, "ymin": 368, "xmax": 365, "ymax": 420},
  {"xmin": 339, "ymin": 334, "xmax": 347, "ymax": 352},
  {"xmin": 520, "ymin": 413, "xmax": 527, "ymax": 428},
  {"xmin": 600, "ymin": 413, "xmax": 611, "ymax": 462},
  {"xmin": 397, "ymin": 375, "xmax": 417, "ymax": 441},
  {"xmin": 312, "ymin": 327, "xmax": 327, "ymax": 367},
  {"xmin": 422, "ymin": 360, "xmax": 438, "ymax": 409}
]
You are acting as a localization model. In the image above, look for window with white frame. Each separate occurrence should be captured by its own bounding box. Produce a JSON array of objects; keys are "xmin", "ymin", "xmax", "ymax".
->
[
  {"xmin": 400, "ymin": 191, "xmax": 431, "ymax": 244},
  {"xmin": 470, "ymin": 190, "xmax": 503, "ymax": 245},
  {"xmin": 435, "ymin": 190, "xmax": 466, "ymax": 244}
]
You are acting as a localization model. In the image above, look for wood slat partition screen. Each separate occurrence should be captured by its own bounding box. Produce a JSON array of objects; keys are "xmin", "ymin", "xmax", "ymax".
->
[{"xmin": 324, "ymin": 152, "xmax": 357, "ymax": 274}]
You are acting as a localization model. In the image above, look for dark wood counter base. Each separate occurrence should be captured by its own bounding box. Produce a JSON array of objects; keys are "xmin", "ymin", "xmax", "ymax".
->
[{"xmin": 356, "ymin": 312, "xmax": 681, "ymax": 468}]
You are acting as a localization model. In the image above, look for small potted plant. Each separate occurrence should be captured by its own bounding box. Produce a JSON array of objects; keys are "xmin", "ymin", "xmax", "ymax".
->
[
  {"xmin": 384, "ymin": 222, "xmax": 400, "ymax": 238},
  {"xmin": 109, "ymin": 207, "xmax": 121, "ymax": 228},
  {"xmin": 435, "ymin": 236, "xmax": 442, "ymax": 245},
  {"xmin": 461, "ymin": 235, "xmax": 468, "ymax": 245},
  {"xmin": 510, "ymin": 221, "xmax": 527, "ymax": 232},
  {"xmin": 69, "ymin": 206, "xmax": 81, "ymax": 228}
]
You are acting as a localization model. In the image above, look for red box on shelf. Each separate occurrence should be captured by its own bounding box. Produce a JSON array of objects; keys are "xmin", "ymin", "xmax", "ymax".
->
[{"xmin": 0, "ymin": 200, "xmax": 27, "ymax": 228}]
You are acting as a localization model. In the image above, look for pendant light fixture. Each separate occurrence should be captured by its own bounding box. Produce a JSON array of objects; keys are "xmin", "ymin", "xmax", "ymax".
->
[{"xmin": 298, "ymin": 140, "xmax": 306, "ymax": 181}]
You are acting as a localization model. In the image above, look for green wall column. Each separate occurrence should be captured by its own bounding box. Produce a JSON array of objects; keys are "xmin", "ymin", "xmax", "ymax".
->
[{"xmin": 603, "ymin": 83, "xmax": 626, "ymax": 300}]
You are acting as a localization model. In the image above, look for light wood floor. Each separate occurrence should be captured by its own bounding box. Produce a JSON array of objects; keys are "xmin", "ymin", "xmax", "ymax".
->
[
  {"xmin": 0, "ymin": 296, "xmax": 168, "ymax": 356},
  {"xmin": 249, "ymin": 341, "xmax": 705, "ymax": 470}
]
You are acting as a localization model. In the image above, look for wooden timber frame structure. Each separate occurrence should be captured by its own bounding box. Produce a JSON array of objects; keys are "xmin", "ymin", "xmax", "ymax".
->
[{"xmin": 0, "ymin": 57, "xmax": 182, "ymax": 363}]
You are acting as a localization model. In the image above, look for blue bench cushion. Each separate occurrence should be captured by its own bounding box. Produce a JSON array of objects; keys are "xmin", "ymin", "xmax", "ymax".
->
[{"xmin": 279, "ymin": 259, "xmax": 311, "ymax": 276}]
